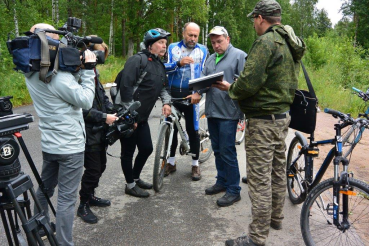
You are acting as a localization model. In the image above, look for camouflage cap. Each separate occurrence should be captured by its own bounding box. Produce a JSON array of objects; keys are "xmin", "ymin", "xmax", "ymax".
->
[{"xmin": 247, "ymin": 0, "xmax": 282, "ymax": 18}]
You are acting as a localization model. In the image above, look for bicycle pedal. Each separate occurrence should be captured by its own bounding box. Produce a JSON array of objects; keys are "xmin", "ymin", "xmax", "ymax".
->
[{"xmin": 326, "ymin": 203, "xmax": 335, "ymax": 215}]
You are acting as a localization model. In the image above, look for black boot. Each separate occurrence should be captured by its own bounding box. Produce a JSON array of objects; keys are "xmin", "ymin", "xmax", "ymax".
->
[
  {"xmin": 77, "ymin": 201, "xmax": 98, "ymax": 224},
  {"xmin": 89, "ymin": 194, "xmax": 111, "ymax": 207}
]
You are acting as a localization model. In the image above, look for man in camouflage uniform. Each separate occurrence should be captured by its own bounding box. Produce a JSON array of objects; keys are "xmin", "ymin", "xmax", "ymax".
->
[{"xmin": 214, "ymin": 0, "xmax": 305, "ymax": 245}]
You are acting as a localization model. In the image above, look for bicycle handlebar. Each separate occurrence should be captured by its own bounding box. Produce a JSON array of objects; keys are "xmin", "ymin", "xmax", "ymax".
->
[
  {"xmin": 324, "ymin": 108, "xmax": 353, "ymax": 123},
  {"xmin": 351, "ymin": 87, "xmax": 369, "ymax": 102}
]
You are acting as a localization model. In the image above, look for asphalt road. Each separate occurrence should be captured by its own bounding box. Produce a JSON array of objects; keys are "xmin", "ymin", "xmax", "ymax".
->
[{"xmin": 0, "ymin": 99, "xmax": 304, "ymax": 246}]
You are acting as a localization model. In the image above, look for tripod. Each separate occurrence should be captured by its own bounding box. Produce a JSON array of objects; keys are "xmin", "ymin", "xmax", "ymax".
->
[{"xmin": 0, "ymin": 113, "xmax": 58, "ymax": 245}]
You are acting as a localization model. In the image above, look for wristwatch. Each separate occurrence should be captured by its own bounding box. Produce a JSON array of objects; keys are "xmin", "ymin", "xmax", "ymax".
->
[{"xmin": 102, "ymin": 113, "xmax": 107, "ymax": 122}]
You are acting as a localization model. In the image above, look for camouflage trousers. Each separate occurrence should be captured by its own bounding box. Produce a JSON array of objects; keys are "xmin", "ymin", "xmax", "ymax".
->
[{"xmin": 245, "ymin": 114, "xmax": 290, "ymax": 246}]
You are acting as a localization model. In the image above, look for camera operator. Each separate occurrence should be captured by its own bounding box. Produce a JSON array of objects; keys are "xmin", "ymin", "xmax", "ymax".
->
[
  {"xmin": 26, "ymin": 23, "xmax": 96, "ymax": 246},
  {"xmin": 115, "ymin": 28, "xmax": 171, "ymax": 198},
  {"xmin": 77, "ymin": 40, "xmax": 118, "ymax": 224}
]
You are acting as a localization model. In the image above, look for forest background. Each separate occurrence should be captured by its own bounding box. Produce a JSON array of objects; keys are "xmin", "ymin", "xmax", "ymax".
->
[{"xmin": 0, "ymin": 0, "xmax": 368, "ymax": 116}]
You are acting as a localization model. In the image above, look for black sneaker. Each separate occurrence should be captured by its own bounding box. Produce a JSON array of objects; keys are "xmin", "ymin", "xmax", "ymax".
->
[
  {"xmin": 270, "ymin": 221, "xmax": 282, "ymax": 230},
  {"xmin": 135, "ymin": 179, "xmax": 153, "ymax": 190},
  {"xmin": 125, "ymin": 185, "xmax": 150, "ymax": 198},
  {"xmin": 217, "ymin": 192, "xmax": 241, "ymax": 207},
  {"xmin": 225, "ymin": 235, "xmax": 260, "ymax": 246},
  {"xmin": 38, "ymin": 222, "xmax": 56, "ymax": 240},
  {"xmin": 205, "ymin": 184, "xmax": 226, "ymax": 195},
  {"xmin": 242, "ymin": 176, "xmax": 248, "ymax": 184},
  {"xmin": 77, "ymin": 202, "xmax": 98, "ymax": 224},
  {"xmin": 89, "ymin": 195, "xmax": 111, "ymax": 207}
]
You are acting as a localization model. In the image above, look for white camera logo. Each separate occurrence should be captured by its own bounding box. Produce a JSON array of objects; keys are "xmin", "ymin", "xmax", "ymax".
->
[{"xmin": 1, "ymin": 144, "xmax": 14, "ymax": 159}]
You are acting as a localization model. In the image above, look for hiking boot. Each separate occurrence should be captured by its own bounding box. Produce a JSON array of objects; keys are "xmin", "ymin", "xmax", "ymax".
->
[
  {"xmin": 38, "ymin": 222, "xmax": 56, "ymax": 240},
  {"xmin": 125, "ymin": 185, "xmax": 150, "ymax": 198},
  {"xmin": 270, "ymin": 221, "xmax": 282, "ymax": 230},
  {"xmin": 164, "ymin": 163, "xmax": 176, "ymax": 176},
  {"xmin": 205, "ymin": 184, "xmax": 226, "ymax": 195},
  {"xmin": 77, "ymin": 202, "xmax": 98, "ymax": 224},
  {"xmin": 135, "ymin": 179, "xmax": 153, "ymax": 189},
  {"xmin": 217, "ymin": 192, "xmax": 241, "ymax": 207},
  {"xmin": 89, "ymin": 195, "xmax": 111, "ymax": 207},
  {"xmin": 225, "ymin": 235, "xmax": 261, "ymax": 246},
  {"xmin": 191, "ymin": 166, "xmax": 201, "ymax": 181}
]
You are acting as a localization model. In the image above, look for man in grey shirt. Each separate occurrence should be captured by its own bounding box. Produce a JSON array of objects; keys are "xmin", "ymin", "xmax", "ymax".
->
[
  {"xmin": 201, "ymin": 26, "xmax": 247, "ymax": 207},
  {"xmin": 26, "ymin": 23, "xmax": 96, "ymax": 246}
]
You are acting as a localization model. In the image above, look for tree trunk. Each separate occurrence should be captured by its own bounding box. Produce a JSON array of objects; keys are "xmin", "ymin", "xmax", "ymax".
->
[
  {"xmin": 122, "ymin": 19, "xmax": 126, "ymax": 57},
  {"xmin": 12, "ymin": 0, "xmax": 19, "ymax": 36},
  {"xmin": 127, "ymin": 38, "xmax": 134, "ymax": 58},
  {"xmin": 109, "ymin": 0, "xmax": 114, "ymax": 55},
  {"xmin": 52, "ymin": 0, "xmax": 59, "ymax": 24}
]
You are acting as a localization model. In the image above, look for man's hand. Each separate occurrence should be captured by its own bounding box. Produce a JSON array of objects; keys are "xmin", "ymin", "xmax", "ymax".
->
[
  {"xmin": 133, "ymin": 123, "xmax": 138, "ymax": 130},
  {"xmin": 180, "ymin": 57, "xmax": 194, "ymax": 66},
  {"xmin": 84, "ymin": 49, "xmax": 97, "ymax": 63},
  {"xmin": 185, "ymin": 92, "xmax": 201, "ymax": 104},
  {"xmin": 212, "ymin": 80, "xmax": 231, "ymax": 91},
  {"xmin": 105, "ymin": 113, "xmax": 119, "ymax": 125},
  {"xmin": 162, "ymin": 104, "xmax": 171, "ymax": 116}
]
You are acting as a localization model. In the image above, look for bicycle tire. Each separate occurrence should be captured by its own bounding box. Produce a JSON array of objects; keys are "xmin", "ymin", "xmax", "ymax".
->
[
  {"xmin": 286, "ymin": 136, "xmax": 307, "ymax": 204},
  {"xmin": 153, "ymin": 124, "xmax": 170, "ymax": 192},
  {"xmin": 235, "ymin": 119, "xmax": 246, "ymax": 145},
  {"xmin": 301, "ymin": 177, "xmax": 369, "ymax": 246},
  {"xmin": 198, "ymin": 110, "xmax": 213, "ymax": 163}
]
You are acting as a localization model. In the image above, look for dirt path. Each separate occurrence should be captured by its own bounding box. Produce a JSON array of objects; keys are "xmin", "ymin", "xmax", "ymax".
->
[{"xmin": 299, "ymin": 111, "xmax": 369, "ymax": 183}]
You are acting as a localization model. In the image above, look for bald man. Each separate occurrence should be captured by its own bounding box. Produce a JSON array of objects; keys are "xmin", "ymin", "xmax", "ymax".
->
[
  {"xmin": 26, "ymin": 23, "xmax": 96, "ymax": 246},
  {"xmin": 30, "ymin": 23, "xmax": 59, "ymax": 40},
  {"xmin": 164, "ymin": 22, "xmax": 208, "ymax": 181}
]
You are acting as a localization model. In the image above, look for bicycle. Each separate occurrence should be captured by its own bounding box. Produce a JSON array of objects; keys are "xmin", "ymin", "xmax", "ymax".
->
[
  {"xmin": 235, "ymin": 116, "xmax": 246, "ymax": 145},
  {"xmin": 286, "ymin": 108, "xmax": 357, "ymax": 205},
  {"xmin": 153, "ymin": 98, "xmax": 212, "ymax": 192},
  {"xmin": 298, "ymin": 109, "xmax": 369, "ymax": 245},
  {"xmin": 341, "ymin": 87, "xmax": 369, "ymax": 159}
]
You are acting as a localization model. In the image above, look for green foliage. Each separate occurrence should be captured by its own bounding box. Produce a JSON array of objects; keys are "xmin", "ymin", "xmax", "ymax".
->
[{"xmin": 98, "ymin": 56, "xmax": 126, "ymax": 83}]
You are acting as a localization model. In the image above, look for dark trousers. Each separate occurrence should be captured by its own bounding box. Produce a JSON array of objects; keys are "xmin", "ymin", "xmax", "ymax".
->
[
  {"xmin": 169, "ymin": 102, "xmax": 200, "ymax": 160},
  {"xmin": 120, "ymin": 121, "xmax": 153, "ymax": 184},
  {"xmin": 79, "ymin": 149, "xmax": 107, "ymax": 202}
]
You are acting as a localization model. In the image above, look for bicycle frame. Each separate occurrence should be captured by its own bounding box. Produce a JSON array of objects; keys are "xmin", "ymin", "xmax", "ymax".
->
[{"xmin": 159, "ymin": 105, "xmax": 191, "ymax": 160}]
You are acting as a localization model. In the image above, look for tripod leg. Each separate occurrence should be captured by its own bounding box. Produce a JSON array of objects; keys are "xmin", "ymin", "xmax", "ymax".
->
[
  {"xmin": 1, "ymin": 208, "xmax": 14, "ymax": 246},
  {"xmin": 6, "ymin": 209, "xmax": 20, "ymax": 245}
]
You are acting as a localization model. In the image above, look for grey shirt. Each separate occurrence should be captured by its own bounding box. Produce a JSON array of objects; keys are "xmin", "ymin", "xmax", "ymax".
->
[
  {"xmin": 202, "ymin": 44, "xmax": 246, "ymax": 120},
  {"xmin": 25, "ymin": 70, "xmax": 95, "ymax": 154}
]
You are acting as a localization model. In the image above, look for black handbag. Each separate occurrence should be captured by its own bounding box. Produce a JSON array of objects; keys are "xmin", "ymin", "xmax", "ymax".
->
[{"xmin": 289, "ymin": 61, "xmax": 318, "ymax": 134}]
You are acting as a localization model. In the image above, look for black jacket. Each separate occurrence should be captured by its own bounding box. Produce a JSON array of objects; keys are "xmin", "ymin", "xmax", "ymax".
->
[
  {"xmin": 83, "ymin": 70, "xmax": 114, "ymax": 151},
  {"xmin": 115, "ymin": 49, "xmax": 171, "ymax": 123}
]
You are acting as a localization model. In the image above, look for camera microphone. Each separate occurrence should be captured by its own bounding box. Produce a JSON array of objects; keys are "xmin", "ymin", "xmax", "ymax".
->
[{"xmin": 81, "ymin": 36, "xmax": 103, "ymax": 44}]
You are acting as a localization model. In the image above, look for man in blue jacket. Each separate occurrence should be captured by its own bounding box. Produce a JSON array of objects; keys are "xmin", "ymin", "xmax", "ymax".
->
[{"xmin": 164, "ymin": 22, "xmax": 208, "ymax": 181}]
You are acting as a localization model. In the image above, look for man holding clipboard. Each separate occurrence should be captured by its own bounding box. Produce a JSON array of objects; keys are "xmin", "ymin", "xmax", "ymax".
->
[{"xmin": 201, "ymin": 26, "xmax": 247, "ymax": 207}]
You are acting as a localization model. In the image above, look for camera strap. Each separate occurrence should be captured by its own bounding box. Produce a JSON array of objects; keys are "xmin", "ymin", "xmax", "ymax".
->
[{"xmin": 35, "ymin": 32, "xmax": 64, "ymax": 84}]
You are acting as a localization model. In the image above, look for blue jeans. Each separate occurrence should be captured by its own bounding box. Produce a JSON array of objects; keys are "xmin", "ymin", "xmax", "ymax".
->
[
  {"xmin": 34, "ymin": 151, "xmax": 84, "ymax": 246},
  {"xmin": 208, "ymin": 118, "xmax": 241, "ymax": 194}
]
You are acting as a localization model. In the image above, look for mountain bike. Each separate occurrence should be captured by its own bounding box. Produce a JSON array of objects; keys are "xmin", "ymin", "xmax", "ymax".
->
[
  {"xmin": 153, "ymin": 98, "xmax": 212, "ymax": 192},
  {"xmin": 235, "ymin": 116, "xmax": 246, "ymax": 145},
  {"xmin": 286, "ymin": 108, "xmax": 357, "ymax": 204},
  {"xmin": 341, "ymin": 87, "xmax": 369, "ymax": 159},
  {"xmin": 298, "ymin": 109, "xmax": 369, "ymax": 246}
]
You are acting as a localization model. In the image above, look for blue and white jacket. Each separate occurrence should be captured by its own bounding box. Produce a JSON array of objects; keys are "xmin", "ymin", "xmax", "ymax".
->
[
  {"xmin": 164, "ymin": 40, "xmax": 207, "ymax": 130},
  {"xmin": 165, "ymin": 40, "xmax": 207, "ymax": 99}
]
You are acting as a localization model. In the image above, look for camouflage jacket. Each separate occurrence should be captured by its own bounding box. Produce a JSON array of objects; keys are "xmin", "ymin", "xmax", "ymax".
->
[{"xmin": 228, "ymin": 24, "xmax": 305, "ymax": 118}]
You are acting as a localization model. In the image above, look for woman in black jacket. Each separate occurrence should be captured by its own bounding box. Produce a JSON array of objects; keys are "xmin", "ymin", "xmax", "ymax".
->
[
  {"xmin": 77, "ymin": 41, "xmax": 119, "ymax": 224},
  {"xmin": 116, "ymin": 28, "xmax": 171, "ymax": 198}
]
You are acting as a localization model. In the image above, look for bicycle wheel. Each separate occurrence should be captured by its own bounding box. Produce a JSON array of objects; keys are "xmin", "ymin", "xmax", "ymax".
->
[
  {"xmin": 286, "ymin": 136, "xmax": 307, "ymax": 204},
  {"xmin": 235, "ymin": 119, "xmax": 246, "ymax": 145},
  {"xmin": 198, "ymin": 110, "xmax": 212, "ymax": 163},
  {"xmin": 153, "ymin": 124, "xmax": 170, "ymax": 192},
  {"xmin": 301, "ymin": 178, "xmax": 369, "ymax": 246}
]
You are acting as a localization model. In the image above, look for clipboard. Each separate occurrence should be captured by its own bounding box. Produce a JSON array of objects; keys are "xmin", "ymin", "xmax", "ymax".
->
[{"xmin": 188, "ymin": 71, "xmax": 224, "ymax": 91}]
